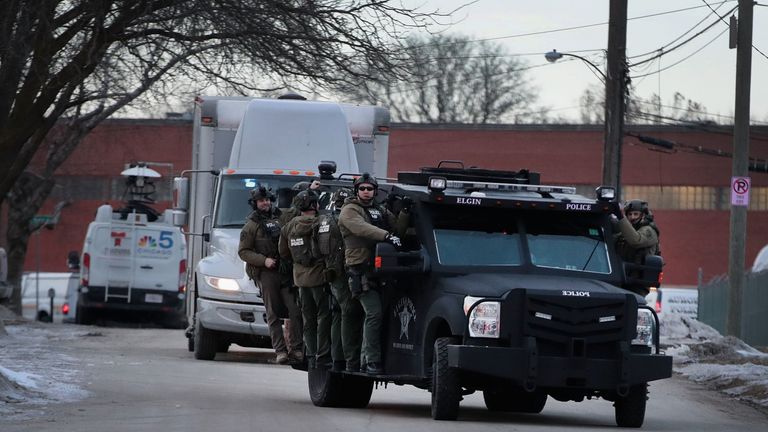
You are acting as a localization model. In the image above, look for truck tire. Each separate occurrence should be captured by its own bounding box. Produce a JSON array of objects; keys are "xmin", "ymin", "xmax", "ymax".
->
[
  {"xmin": 336, "ymin": 375, "xmax": 374, "ymax": 408},
  {"xmin": 187, "ymin": 335, "xmax": 194, "ymax": 352},
  {"xmin": 614, "ymin": 384, "xmax": 648, "ymax": 428},
  {"xmin": 216, "ymin": 341, "xmax": 230, "ymax": 353},
  {"xmin": 193, "ymin": 319, "xmax": 217, "ymax": 361},
  {"xmin": 308, "ymin": 366, "xmax": 343, "ymax": 407},
  {"xmin": 431, "ymin": 336, "xmax": 461, "ymax": 420},
  {"xmin": 308, "ymin": 367, "xmax": 374, "ymax": 408},
  {"xmin": 75, "ymin": 305, "xmax": 92, "ymax": 325},
  {"xmin": 483, "ymin": 388, "xmax": 547, "ymax": 413}
]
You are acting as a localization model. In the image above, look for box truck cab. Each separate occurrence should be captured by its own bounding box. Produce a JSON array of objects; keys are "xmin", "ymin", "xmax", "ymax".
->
[{"xmin": 175, "ymin": 95, "xmax": 390, "ymax": 360}]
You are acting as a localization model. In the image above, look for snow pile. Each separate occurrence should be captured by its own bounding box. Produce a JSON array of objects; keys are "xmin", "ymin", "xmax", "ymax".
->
[
  {"xmin": 0, "ymin": 323, "xmax": 90, "ymax": 420},
  {"xmin": 660, "ymin": 313, "xmax": 768, "ymax": 408}
]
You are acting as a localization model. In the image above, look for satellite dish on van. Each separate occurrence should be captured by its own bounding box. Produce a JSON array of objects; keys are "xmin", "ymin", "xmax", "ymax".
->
[
  {"xmin": 121, "ymin": 166, "xmax": 161, "ymax": 178},
  {"xmin": 753, "ymin": 244, "xmax": 768, "ymax": 273}
]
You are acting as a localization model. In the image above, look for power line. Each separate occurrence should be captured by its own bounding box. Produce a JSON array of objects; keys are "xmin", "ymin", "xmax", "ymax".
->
[
  {"xmin": 701, "ymin": 0, "xmax": 768, "ymax": 61},
  {"xmin": 628, "ymin": 1, "xmax": 731, "ymax": 60},
  {"xmin": 630, "ymin": 27, "xmax": 728, "ymax": 78},
  {"xmin": 409, "ymin": 2, "xmax": 738, "ymax": 49}
]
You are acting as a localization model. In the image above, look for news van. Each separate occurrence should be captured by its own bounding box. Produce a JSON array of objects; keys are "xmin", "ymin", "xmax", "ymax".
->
[
  {"xmin": 646, "ymin": 287, "xmax": 698, "ymax": 319},
  {"xmin": 78, "ymin": 165, "xmax": 187, "ymax": 326}
]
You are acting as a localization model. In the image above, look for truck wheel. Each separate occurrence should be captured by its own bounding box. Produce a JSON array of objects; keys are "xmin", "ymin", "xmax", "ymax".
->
[
  {"xmin": 308, "ymin": 366, "xmax": 343, "ymax": 407},
  {"xmin": 216, "ymin": 341, "xmax": 230, "ymax": 353},
  {"xmin": 193, "ymin": 319, "xmax": 217, "ymax": 360},
  {"xmin": 483, "ymin": 388, "xmax": 547, "ymax": 413},
  {"xmin": 614, "ymin": 384, "xmax": 648, "ymax": 428},
  {"xmin": 187, "ymin": 335, "xmax": 195, "ymax": 352},
  {"xmin": 75, "ymin": 305, "xmax": 92, "ymax": 325},
  {"xmin": 431, "ymin": 336, "xmax": 461, "ymax": 420},
  {"xmin": 336, "ymin": 375, "xmax": 374, "ymax": 408}
]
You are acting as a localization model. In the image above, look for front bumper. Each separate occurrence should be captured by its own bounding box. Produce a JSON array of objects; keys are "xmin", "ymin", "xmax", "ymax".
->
[
  {"xmin": 197, "ymin": 297, "xmax": 269, "ymax": 337},
  {"xmin": 448, "ymin": 343, "xmax": 672, "ymax": 390}
]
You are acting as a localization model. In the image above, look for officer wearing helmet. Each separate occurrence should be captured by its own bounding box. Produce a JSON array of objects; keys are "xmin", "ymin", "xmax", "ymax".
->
[
  {"xmin": 338, "ymin": 173, "xmax": 408, "ymax": 375},
  {"xmin": 314, "ymin": 187, "xmax": 363, "ymax": 372},
  {"xmin": 613, "ymin": 199, "xmax": 661, "ymax": 296},
  {"xmin": 279, "ymin": 180, "xmax": 322, "ymax": 225},
  {"xmin": 279, "ymin": 190, "xmax": 331, "ymax": 369},
  {"xmin": 238, "ymin": 185, "xmax": 303, "ymax": 365}
]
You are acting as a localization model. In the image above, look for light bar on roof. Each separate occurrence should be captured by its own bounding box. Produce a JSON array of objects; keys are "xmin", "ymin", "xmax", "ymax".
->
[{"xmin": 444, "ymin": 180, "xmax": 576, "ymax": 195}]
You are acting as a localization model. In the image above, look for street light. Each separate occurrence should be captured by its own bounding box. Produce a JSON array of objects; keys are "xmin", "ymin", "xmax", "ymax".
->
[
  {"xmin": 544, "ymin": 49, "xmax": 607, "ymax": 81},
  {"xmin": 545, "ymin": 48, "xmax": 626, "ymax": 200}
]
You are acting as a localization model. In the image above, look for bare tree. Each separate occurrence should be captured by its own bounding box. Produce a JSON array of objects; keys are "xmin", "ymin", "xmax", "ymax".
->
[
  {"xmin": 336, "ymin": 34, "xmax": 538, "ymax": 123},
  {"xmin": 0, "ymin": 0, "xmax": 446, "ymax": 313},
  {"xmin": 579, "ymin": 84, "xmax": 605, "ymax": 124}
]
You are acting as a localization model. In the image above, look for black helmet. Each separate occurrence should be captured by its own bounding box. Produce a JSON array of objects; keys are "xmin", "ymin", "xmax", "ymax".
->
[
  {"xmin": 332, "ymin": 188, "xmax": 352, "ymax": 207},
  {"xmin": 292, "ymin": 181, "xmax": 311, "ymax": 191},
  {"xmin": 624, "ymin": 199, "xmax": 649, "ymax": 215},
  {"xmin": 295, "ymin": 190, "xmax": 319, "ymax": 212},
  {"xmin": 249, "ymin": 185, "xmax": 275, "ymax": 206},
  {"xmin": 353, "ymin": 173, "xmax": 378, "ymax": 191}
]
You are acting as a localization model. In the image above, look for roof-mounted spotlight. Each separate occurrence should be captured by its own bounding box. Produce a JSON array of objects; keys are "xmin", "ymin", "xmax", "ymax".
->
[
  {"xmin": 428, "ymin": 176, "xmax": 447, "ymax": 193},
  {"xmin": 595, "ymin": 186, "xmax": 616, "ymax": 201}
]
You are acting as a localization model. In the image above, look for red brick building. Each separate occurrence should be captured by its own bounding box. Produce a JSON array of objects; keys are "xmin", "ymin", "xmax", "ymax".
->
[{"xmin": 8, "ymin": 119, "xmax": 768, "ymax": 287}]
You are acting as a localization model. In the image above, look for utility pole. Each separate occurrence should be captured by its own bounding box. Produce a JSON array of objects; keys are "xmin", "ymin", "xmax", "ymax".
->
[
  {"xmin": 727, "ymin": 0, "xmax": 753, "ymax": 338},
  {"xmin": 603, "ymin": 0, "xmax": 628, "ymax": 200}
]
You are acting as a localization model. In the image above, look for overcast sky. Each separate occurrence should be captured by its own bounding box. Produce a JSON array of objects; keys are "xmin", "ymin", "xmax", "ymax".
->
[{"xmin": 405, "ymin": 0, "xmax": 768, "ymax": 123}]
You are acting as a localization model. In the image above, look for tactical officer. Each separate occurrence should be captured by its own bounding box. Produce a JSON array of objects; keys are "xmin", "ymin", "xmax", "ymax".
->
[
  {"xmin": 279, "ymin": 190, "xmax": 331, "ymax": 368},
  {"xmin": 238, "ymin": 185, "xmax": 303, "ymax": 365},
  {"xmin": 613, "ymin": 199, "xmax": 661, "ymax": 296},
  {"xmin": 315, "ymin": 188, "xmax": 364, "ymax": 372},
  {"xmin": 338, "ymin": 173, "xmax": 407, "ymax": 375}
]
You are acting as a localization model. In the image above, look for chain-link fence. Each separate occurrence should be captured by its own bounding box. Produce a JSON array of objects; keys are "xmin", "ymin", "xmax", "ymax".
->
[{"xmin": 698, "ymin": 271, "xmax": 768, "ymax": 347}]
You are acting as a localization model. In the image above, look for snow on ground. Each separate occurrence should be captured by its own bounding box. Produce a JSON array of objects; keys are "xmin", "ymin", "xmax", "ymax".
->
[
  {"xmin": 660, "ymin": 313, "xmax": 768, "ymax": 408},
  {"xmin": 0, "ymin": 307, "xmax": 91, "ymax": 420},
  {"xmin": 1, "ymin": 307, "xmax": 767, "ymax": 420}
]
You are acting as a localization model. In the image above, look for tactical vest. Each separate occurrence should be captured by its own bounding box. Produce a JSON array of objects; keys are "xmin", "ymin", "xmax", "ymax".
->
[
  {"xmin": 364, "ymin": 206, "xmax": 389, "ymax": 231},
  {"xmin": 287, "ymin": 221, "xmax": 318, "ymax": 266}
]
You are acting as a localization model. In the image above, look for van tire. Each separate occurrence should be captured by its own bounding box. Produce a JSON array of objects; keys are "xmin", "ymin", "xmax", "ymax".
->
[
  {"xmin": 37, "ymin": 311, "xmax": 51, "ymax": 323},
  {"xmin": 193, "ymin": 319, "xmax": 217, "ymax": 360},
  {"xmin": 431, "ymin": 336, "xmax": 461, "ymax": 420},
  {"xmin": 614, "ymin": 384, "xmax": 647, "ymax": 428},
  {"xmin": 187, "ymin": 336, "xmax": 194, "ymax": 352},
  {"xmin": 483, "ymin": 388, "xmax": 547, "ymax": 413}
]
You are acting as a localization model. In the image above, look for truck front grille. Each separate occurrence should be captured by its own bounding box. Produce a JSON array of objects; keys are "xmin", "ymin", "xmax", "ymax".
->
[{"xmin": 521, "ymin": 292, "xmax": 636, "ymax": 357}]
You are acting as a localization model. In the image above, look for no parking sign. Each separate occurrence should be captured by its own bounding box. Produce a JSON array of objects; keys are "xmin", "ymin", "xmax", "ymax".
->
[{"xmin": 731, "ymin": 176, "xmax": 751, "ymax": 207}]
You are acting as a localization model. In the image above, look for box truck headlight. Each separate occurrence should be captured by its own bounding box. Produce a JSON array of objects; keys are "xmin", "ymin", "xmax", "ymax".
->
[
  {"xmin": 632, "ymin": 308, "xmax": 655, "ymax": 347},
  {"xmin": 204, "ymin": 276, "xmax": 240, "ymax": 292},
  {"xmin": 464, "ymin": 296, "xmax": 501, "ymax": 338}
]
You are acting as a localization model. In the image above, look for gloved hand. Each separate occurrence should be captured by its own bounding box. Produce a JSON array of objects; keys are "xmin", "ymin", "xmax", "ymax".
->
[
  {"xmin": 278, "ymin": 259, "xmax": 292, "ymax": 275},
  {"xmin": 610, "ymin": 202, "xmax": 624, "ymax": 220},
  {"xmin": 385, "ymin": 233, "xmax": 402, "ymax": 248}
]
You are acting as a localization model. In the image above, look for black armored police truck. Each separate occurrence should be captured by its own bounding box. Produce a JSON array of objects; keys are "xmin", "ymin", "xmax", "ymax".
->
[{"xmin": 306, "ymin": 162, "xmax": 672, "ymax": 428}]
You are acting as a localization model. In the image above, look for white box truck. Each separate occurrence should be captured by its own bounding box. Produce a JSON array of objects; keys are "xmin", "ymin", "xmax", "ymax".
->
[
  {"xmin": 77, "ymin": 166, "xmax": 187, "ymax": 326},
  {"xmin": 174, "ymin": 95, "xmax": 390, "ymax": 360}
]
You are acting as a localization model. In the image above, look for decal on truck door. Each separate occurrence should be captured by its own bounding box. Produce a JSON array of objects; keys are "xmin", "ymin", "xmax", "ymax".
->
[{"xmin": 392, "ymin": 297, "xmax": 416, "ymax": 350}]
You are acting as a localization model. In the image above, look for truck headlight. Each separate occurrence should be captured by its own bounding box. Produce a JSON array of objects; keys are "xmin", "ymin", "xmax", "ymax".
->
[
  {"xmin": 464, "ymin": 296, "xmax": 501, "ymax": 339},
  {"xmin": 632, "ymin": 308, "xmax": 655, "ymax": 347},
  {"xmin": 204, "ymin": 276, "xmax": 240, "ymax": 292}
]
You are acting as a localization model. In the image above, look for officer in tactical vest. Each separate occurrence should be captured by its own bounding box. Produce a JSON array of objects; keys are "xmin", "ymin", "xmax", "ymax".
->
[
  {"xmin": 338, "ymin": 173, "xmax": 408, "ymax": 375},
  {"xmin": 279, "ymin": 190, "xmax": 331, "ymax": 369},
  {"xmin": 613, "ymin": 199, "xmax": 661, "ymax": 296},
  {"xmin": 315, "ymin": 188, "xmax": 364, "ymax": 372},
  {"xmin": 238, "ymin": 185, "xmax": 303, "ymax": 365}
]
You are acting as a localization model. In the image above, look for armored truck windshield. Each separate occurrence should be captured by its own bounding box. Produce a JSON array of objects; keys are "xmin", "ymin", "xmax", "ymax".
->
[{"xmin": 427, "ymin": 204, "xmax": 611, "ymax": 274}]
